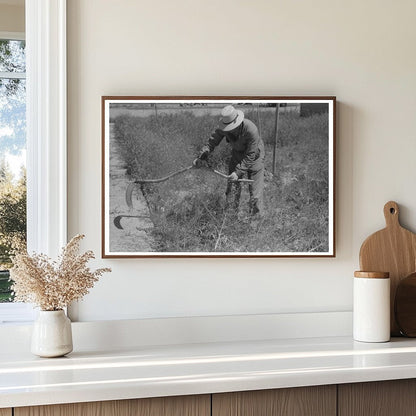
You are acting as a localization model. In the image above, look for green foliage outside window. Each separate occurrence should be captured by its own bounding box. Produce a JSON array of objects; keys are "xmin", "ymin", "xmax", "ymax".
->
[
  {"xmin": 0, "ymin": 163, "xmax": 26, "ymax": 302},
  {"xmin": 0, "ymin": 38, "xmax": 27, "ymax": 302}
]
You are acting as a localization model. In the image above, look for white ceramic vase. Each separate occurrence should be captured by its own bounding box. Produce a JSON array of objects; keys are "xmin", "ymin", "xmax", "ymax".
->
[{"xmin": 31, "ymin": 310, "xmax": 73, "ymax": 357}]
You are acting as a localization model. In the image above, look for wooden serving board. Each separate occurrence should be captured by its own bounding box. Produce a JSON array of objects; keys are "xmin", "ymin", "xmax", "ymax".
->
[
  {"xmin": 395, "ymin": 272, "xmax": 416, "ymax": 337},
  {"xmin": 359, "ymin": 201, "xmax": 416, "ymax": 336}
]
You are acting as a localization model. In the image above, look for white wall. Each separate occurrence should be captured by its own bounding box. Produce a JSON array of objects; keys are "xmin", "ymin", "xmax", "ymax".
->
[{"xmin": 67, "ymin": 0, "xmax": 416, "ymax": 322}]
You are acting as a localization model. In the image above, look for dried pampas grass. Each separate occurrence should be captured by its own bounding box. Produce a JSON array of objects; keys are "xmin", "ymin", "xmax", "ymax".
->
[{"xmin": 10, "ymin": 234, "xmax": 111, "ymax": 311}]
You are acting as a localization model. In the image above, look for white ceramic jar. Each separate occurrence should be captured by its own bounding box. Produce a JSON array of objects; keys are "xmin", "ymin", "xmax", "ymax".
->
[
  {"xmin": 353, "ymin": 271, "xmax": 390, "ymax": 343},
  {"xmin": 31, "ymin": 310, "xmax": 73, "ymax": 357}
]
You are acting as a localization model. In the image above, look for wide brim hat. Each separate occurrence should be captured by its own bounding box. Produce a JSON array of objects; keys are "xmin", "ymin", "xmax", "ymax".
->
[{"xmin": 219, "ymin": 105, "xmax": 244, "ymax": 131}]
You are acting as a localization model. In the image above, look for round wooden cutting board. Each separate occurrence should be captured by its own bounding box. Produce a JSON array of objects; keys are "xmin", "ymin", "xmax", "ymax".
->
[
  {"xmin": 395, "ymin": 272, "xmax": 416, "ymax": 337},
  {"xmin": 359, "ymin": 201, "xmax": 416, "ymax": 336}
]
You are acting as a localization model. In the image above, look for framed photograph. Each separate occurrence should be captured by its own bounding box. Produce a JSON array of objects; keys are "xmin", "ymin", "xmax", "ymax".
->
[{"xmin": 102, "ymin": 96, "xmax": 335, "ymax": 258}]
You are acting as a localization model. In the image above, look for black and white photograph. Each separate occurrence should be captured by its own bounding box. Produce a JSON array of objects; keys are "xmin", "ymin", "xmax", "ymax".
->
[{"xmin": 102, "ymin": 97, "xmax": 335, "ymax": 257}]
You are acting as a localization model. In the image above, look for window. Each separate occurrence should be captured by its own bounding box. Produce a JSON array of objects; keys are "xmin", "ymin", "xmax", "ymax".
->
[
  {"xmin": 0, "ymin": 0, "xmax": 67, "ymax": 324},
  {"xmin": 0, "ymin": 33, "xmax": 33, "ymax": 322},
  {"xmin": 0, "ymin": 32, "xmax": 34, "ymax": 322},
  {"xmin": 0, "ymin": 1, "xmax": 67, "ymax": 323},
  {"xmin": 0, "ymin": 35, "xmax": 26, "ymax": 302}
]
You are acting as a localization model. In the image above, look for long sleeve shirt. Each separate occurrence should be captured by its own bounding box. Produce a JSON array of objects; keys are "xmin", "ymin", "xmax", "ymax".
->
[{"xmin": 207, "ymin": 119, "xmax": 264, "ymax": 176}]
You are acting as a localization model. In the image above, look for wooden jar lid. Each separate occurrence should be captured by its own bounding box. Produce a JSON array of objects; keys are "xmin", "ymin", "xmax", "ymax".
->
[{"xmin": 354, "ymin": 271, "xmax": 390, "ymax": 279}]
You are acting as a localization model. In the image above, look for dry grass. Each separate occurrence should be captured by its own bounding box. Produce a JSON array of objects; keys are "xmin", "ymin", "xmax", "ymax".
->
[{"xmin": 113, "ymin": 109, "xmax": 330, "ymax": 253}]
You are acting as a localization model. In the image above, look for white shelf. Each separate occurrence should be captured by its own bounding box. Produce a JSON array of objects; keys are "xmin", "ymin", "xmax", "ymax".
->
[{"xmin": 2, "ymin": 335, "xmax": 416, "ymax": 408}]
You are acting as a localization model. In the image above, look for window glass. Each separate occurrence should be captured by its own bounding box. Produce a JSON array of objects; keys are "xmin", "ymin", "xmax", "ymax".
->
[
  {"xmin": 0, "ymin": 39, "xmax": 26, "ymax": 303},
  {"xmin": 0, "ymin": 39, "xmax": 25, "ymax": 72}
]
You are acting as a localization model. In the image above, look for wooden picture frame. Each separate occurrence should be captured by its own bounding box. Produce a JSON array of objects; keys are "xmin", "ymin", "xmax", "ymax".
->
[{"xmin": 102, "ymin": 96, "xmax": 336, "ymax": 258}]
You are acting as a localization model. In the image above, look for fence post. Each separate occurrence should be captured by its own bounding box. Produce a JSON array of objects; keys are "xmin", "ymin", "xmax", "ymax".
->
[
  {"xmin": 272, "ymin": 103, "xmax": 280, "ymax": 175},
  {"xmin": 256, "ymin": 104, "xmax": 262, "ymax": 138}
]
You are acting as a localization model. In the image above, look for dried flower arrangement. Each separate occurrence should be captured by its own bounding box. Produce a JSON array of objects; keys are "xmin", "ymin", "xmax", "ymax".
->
[{"xmin": 10, "ymin": 234, "xmax": 111, "ymax": 311}]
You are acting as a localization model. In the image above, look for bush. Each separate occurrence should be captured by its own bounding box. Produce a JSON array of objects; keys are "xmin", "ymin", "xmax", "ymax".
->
[{"xmin": 0, "ymin": 165, "xmax": 26, "ymax": 268}]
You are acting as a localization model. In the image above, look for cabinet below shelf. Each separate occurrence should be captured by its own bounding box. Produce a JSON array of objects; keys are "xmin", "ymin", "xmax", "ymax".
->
[
  {"xmin": 11, "ymin": 380, "xmax": 416, "ymax": 416},
  {"xmin": 339, "ymin": 379, "xmax": 416, "ymax": 416},
  {"xmin": 14, "ymin": 395, "xmax": 210, "ymax": 416},
  {"xmin": 213, "ymin": 385, "xmax": 336, "ymax": 416}
]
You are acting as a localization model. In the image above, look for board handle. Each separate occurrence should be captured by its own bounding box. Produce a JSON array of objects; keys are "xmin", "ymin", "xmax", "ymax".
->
[{"xmin": 384, "ymin": 201, "xmax": 400, "ymax": 228}]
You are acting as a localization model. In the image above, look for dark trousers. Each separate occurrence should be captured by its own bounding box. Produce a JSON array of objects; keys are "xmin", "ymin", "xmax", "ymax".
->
[{"xmin": 225, "ymin": 155, "xmax": 265, "ymax": 217}]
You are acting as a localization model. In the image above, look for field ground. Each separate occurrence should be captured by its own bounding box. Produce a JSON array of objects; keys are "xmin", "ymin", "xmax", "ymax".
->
[{"xmin": 111, "ymin": 108, "xmax": 330, "ymax": 253}]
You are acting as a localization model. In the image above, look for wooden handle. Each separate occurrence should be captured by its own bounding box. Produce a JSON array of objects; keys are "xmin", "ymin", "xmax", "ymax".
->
[
  {"xmin": 384, "ymin": 201, "xmax": 400, "ymax": 228},
  {"xmin": 134, "ymin": 165, "xmax": 194, "ymax": 184},
  {"xmin": 125, "ymin": 182, "xmax": 137, "ymax": 209},
  {"xmin": 213, "ymin": 169, "xmax": 254, "ymax": 183},
  {"xmin": 133, "ymin": 166, "xmax": 254, "ymax": 184}
]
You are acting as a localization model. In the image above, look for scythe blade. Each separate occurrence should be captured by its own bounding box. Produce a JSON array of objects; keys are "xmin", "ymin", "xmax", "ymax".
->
[{"xmin": 113, "ymin": 215, "xmax": 124, "ymax": 230}]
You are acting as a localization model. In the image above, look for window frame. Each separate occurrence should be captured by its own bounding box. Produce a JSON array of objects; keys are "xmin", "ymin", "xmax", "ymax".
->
[
  {"xmin": 0, "ymin": 0, "xmax": 67, "ymax": 323},
  {"xmin": 26, "ymin": 0, "xmax": 67, "ymax": 257}
]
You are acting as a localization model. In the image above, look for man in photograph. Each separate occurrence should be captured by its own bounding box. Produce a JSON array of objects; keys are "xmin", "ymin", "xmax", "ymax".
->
[{"xmin": 194, "ymin": 105, "xmax": 265, "ymax": 220}]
